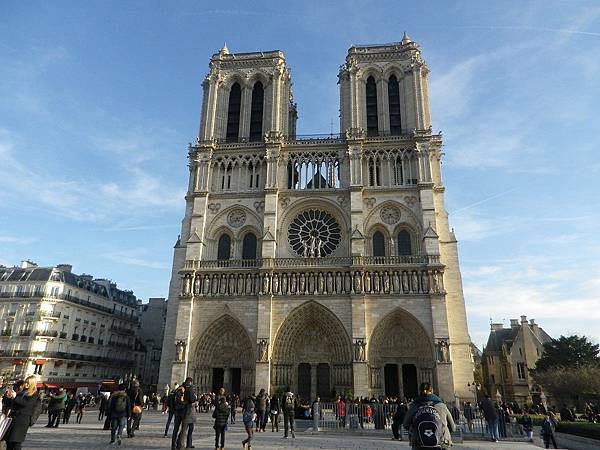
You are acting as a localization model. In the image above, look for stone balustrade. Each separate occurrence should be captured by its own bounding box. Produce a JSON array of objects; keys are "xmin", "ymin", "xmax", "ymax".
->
[{"xmin": 180, "ymin": 259, "xmax": 444, "ymax": 298}]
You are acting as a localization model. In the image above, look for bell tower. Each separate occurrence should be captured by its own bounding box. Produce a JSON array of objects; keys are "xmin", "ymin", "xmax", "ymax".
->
[
  {"xmin": 199, "ymin": 45, "xmax": 296, "ymax": 142},
  {"xmin": 339, "ymin": 33, "xmax": 431, "ymax": 135}
]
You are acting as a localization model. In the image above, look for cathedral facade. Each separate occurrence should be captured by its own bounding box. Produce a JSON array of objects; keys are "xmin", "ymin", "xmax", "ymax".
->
[{"xmin": 159, "ymin": 35, "xmax": 474, "ymax": 403}]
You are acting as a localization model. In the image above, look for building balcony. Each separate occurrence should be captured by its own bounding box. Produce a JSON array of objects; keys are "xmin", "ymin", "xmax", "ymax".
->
[
  {"xmin": 109, "ymin": 325, "xmax": 135, "ymax": 336},
  {"xmin": 35, "ymin": 330, "xmax": 58, "ymax": 338},
  {"xmin": 1, "ymin": 330, "xmax": 11, "ymax": 337},
  {"xmin": 181, "ymin": 256, "xmax": 445, "ymax": 298},
  {"xmin": 59, "ymin": 332, "xmax": 67, "ymax": 339},
  {"xmin": 184, "ymin": 255, "xmax": 439, "ymax": 271},
  {"xmin": 40, "ymin": 311, "xmax": 62, "ymax": 320},
  {"xmin": 0, "ymin": 349, "xmax": 135, "ymax": 367},
  {"xmin": 19, "ymin": 330, "xmax": 33, "ymax": 337}
]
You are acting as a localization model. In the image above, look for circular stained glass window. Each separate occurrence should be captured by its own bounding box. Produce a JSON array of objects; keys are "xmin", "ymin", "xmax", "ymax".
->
[{"xmin": 288, "ymin": 209, "xmax": 341, "ymax": 257}]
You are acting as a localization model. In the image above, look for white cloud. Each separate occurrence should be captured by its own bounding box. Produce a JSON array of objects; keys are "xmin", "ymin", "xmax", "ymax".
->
[{"xmin": 103, "ymin": 250, "xmax": 169, "ymax": 270}]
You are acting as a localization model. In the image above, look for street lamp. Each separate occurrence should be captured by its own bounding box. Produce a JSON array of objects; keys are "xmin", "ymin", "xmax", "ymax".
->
[{"xmin": 467, "ymin": 382, "xmax": 481, "ymax": 405}]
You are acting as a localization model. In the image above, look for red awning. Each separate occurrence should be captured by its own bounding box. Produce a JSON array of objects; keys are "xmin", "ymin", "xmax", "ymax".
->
[{"xmin": 36, "ymin": 383, "xmax": 58, "ymax": 389}]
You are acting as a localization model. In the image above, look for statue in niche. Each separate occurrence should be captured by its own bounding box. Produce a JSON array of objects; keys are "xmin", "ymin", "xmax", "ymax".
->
[
  {"xmin": 354, "ymin": 339, "xmax": 366, "ymax": 361},
  {"xmin": 175, "ymin": 340, "xmax": 186, "ymax": 362},
  {"xmin": 353, "ymin": 271, "xmax": 362, "ymax": 293},
  {"xmin": 290, "ymin": 273, "xmax": 297, "ymax": 293},
  {"xmin": 272, "ymin": 273, "xmax": 279, "ymax": 294},
  {"xmin": 182, "ymin": 276, "xmax": 190, "ymax": 295},
  {"xmin": 411, "ymin": 271, "xmax": 419, "ymax": 293},
  {"xmin": 299, "ymin": 273, "xmax": 306, "ymax": 293},
  {"xmin": 383, "ymin": 272, "xmax": 390, "ymax": 293},
  {"xmin": 317, "ymin": 272, "xmax": 324, "ymax": 294},
  {"xmin": 437, "ymin": 339, "xmax": 450, "ymax": 363},
  {"xmin": 257, "ymin": 339, "xmax": 269, "ymax": 362}
]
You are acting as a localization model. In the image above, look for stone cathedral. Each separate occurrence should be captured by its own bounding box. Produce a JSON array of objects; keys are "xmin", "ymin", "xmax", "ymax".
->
[{"xmin": 159, "ymin": 35, "xmax": 474, "ymax": 403}]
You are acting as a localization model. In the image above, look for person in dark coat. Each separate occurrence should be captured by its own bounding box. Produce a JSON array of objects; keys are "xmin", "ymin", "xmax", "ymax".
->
[
  {"xmin": 98, "ymin": 393, "xmax": 108, "ymax": 421},
  {"xmin": 212, "ymin": 397, "xmax": 230, "ymax": 450},
  {"xmin": 126, "ymin": 381, "xmax": 143, "ymax": 438},
  {"xmin": 45, "ymin": 388, "xmax": 65, "ymax": 428},
  {"xmin": 172, "ymin": 378, "xmax": 197, "ymax": 450},
  {"xmin": 3, "ymin": 375, "xmax": 40, "ymax": 450},
  {"xmin": 541, "ymin": 413, "xmax": 558, "ymax": 449},
  {"xmin": 480, "ymin": 395, "xmax": 500, "ymax": 442},
  {"xmin": 106, "ymin": 383, "xmax": 131, "ymax": 445},
  {"xmin": 391, "ymin": 399, "xmax": 408, "ymax": 440},
  {"xmin": 164, "ymin": 384, "xmax": 178, "ymax": 437}
]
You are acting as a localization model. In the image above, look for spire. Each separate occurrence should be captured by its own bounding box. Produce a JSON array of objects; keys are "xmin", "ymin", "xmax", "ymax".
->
[
  {"xmin": 219, "ymin": 42, "xmax": 229, "ymax": 55},
  {"xmin": 401, "ymin": 32, "xmax": 412, "ymax": 45}
]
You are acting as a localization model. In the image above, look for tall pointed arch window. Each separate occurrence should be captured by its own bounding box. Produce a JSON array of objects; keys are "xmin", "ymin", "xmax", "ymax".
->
[
  {"xmin": 388, "ymin": 75, "xmax": 402, "ymax": 135},
  {"xmin": 249, "ymin": 81, "xmax": 264, "ymax": 142},
  {"xmin": 366, "ymin": 76, "xmax": 378, "ymax": 136},
  {"xmin": 397, "ymin": 230, "xmax": 412, "ymax": 256},
  {"xmin": 242, "ymin": 233, "xmax": 257, "ymax": 260},
  {"xmin": 226, "ymin": 83, "xmax": 242, "ymax": 142},
  {"xmin": 217, "ymin": 234, "xmax": 231, "ymax": 260},
  {"xmin": 373, "ymin": 231, "xmax": 386, "ymax": 257}
]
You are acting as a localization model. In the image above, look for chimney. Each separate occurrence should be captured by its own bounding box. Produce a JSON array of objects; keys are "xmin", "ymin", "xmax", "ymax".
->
[
  {"xmin": 530, "ymin": 318, "xmax": 539, "ymax": 334},
  {"xmin": 520, "ymin": 315, "xmax": 528, "ymax": 324},
  {"xmin": 56, "ymin": 264, "xmax": 72, "ymax": 273},
  {"xmin": 79, "ymin": 274, "xmax": 93, "ymax": 282},
  {"xmin": 20, "ymin": 260, "xmax": 38, "ymax": 269},
  {"xmin": 491, "ymin": 323, "xmax": 504, "ymax": 331},
  {"xmin": 510, "ymin": 319, "xmax": 519, "ymax": 328}
]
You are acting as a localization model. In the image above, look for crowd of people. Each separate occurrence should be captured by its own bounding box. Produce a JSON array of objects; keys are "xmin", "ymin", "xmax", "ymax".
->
[{"xmin": 2, "ymin": 374, "xmax": 599, "ymax": 450}]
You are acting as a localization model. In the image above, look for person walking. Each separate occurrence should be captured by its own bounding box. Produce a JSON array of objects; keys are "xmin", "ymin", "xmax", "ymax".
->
[
  {"xmin": 127, "ymin": 381, "xmax": 143, "ymax": 438},
  {"xmin": 282, "ymin": 388, "xmax": 296, "ymax": 439},
  {"xmin": 63, "ymin": 393, "xmax": 77, "ymax": 424},
  {"xmin": 164, "ymin": 383, "xmax": 179, "ymax": 437},
  {"xmin": 98, "ymin": 393, "xmax": 108, "ymax": 421},
  {"xmin": 172, "ymin": 378, "xmax": 197, "ymax": 450},
  {"xmin": 229, "ymin": 395, "xmax": 237, "ymax": 424},
  {"xmin": 212, "ymin": 396, "xmax": 229, "ymax": 450},
  {"xmin": 521, "ymin": 412, "xmax": 534, "ymax": 442},
  {"xmin": 541, "ymin": 413, "xmax": 558, "ymax": 449},
  {"xmin": 270, "ymin": 394, "xmax": 280, "ymax": 432},
  {"xmin": 2, "ymin": 375, "xmax": 41, "ymax": 450},
  {"xmin": 45, "ymin": 388, "xmax": 65, "ymax": 428},
  {"xmin": 391, "ymin": 399, "xmax": 407, "ymax": 440},
  {"xmin": 242, "ymin": 396, "xmax": 255, "ymax": 450},
  {"xmin": 180, "ymin": 400, "xmax": 197, "ymax": 449},
  {"xmin": 107, "ymin": 383, "xmax": 130, "ymax": 446},
  {"xmin": 463, "ymin": 401, "xmax": 475, "ymax": 432},
  {"xmin": 480, "ymin": 395, "xmax": 500, "ymax": 442},
  {"xmin": 402, "ymin": 382, "xmax": 456, "ymax": 450},
  {"xmin": 76, "ymin": 393, "xmax": 86, "ymax": 424},
  {"xmin": 255, "ymin": 389, "xmax": 267, "ymax": 432}
]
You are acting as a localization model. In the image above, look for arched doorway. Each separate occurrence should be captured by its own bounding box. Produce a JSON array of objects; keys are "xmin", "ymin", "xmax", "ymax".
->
[
  {"xmin": 368, "ymin": 309, "xmax": 435, "ymax": 399},
  {"xmin": 191, "ymin": 315, "xmax": 255, "ymax": 398},
  {"xmin": 271, "ymin": 302, "xmax": 352, "ymax": 401}
]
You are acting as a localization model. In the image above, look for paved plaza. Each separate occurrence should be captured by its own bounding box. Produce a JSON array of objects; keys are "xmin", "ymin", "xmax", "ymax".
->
[{"xmin": 23, "ymin": 410, "xmax": 550, "ymax": 450}]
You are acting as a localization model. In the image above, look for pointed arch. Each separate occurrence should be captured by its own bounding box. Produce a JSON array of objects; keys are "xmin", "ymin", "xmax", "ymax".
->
[
  {"xmin": 388, "ymin": 74, "xmax": 402, "ymax": 135},
  {"xmin": 366, "ymin": 76, "xmax": 378, "ymax": 135},
  {"xmin": 249, "ymin": 81, "xmax": 264, "ymax": 141},
  {"xmin": 226, "ymin": 82, "xmax": 242, "ymax": 141},
  {"xmin": 191, "ymin": 314, "xmax": 255, "ymax": 397}
]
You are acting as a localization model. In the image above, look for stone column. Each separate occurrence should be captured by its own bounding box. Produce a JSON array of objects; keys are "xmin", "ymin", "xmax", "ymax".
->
[{"xmin": 310, "ymin": 363, "xmax": 317, "ymax": 401}]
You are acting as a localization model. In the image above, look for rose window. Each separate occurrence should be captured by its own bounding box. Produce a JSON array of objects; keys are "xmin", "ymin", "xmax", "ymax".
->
[{"xmin": 288, "ymin": 209, "xmax": 341, "ymax": 257}]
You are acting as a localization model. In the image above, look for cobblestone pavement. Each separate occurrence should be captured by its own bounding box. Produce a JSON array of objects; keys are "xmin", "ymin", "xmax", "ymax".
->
[{"xmin": 24, "ymin": 410, "xmax": 547, "ymax": 449}]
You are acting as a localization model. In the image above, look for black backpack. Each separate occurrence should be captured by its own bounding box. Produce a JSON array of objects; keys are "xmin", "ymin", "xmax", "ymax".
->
[{"xmin": 413, "ymin": 402, "xmax": 444, "ymax": 449}]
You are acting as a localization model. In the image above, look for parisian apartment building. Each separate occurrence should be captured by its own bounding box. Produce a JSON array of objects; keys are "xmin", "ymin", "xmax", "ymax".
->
[
  {"xmin": 136, "ymin": 297, "xmax": 167, "ymax": 390},
  {"xmin": 0, "ymin": 260, "xmax": 140, "ymax": 390},
  {"xmin": 481, "ymin": 315, "xmax": 552, "ymax": 406}
]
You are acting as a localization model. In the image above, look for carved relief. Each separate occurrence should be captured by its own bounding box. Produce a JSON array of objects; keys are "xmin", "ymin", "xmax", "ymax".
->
[
  {"xmin": 227, "ymin": 209, "xmax": 247, "ymax": 228},
  {"xmin": 380, "ymin": 207, "xmax": 401, "ymax": 225},
  {"xmin": 208, "ymin": 203, "xmax": 221, "ymax": 214}
]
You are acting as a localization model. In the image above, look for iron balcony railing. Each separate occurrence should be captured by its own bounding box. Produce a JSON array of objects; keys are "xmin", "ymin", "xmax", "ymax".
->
[{"xmin": 0, "ymin": 349, "xmax": 135, "ymax": 366}]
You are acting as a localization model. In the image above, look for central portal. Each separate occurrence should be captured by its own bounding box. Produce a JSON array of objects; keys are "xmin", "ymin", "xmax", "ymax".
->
[{"xmin": 271, "ymin": 302, "xmax": 353, "ymax": 400}]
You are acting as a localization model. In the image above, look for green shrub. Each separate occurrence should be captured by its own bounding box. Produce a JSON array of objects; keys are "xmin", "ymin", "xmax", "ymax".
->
[{"xmin": 556, "ymin": 422, "xmax": 600, "ymax": 440}]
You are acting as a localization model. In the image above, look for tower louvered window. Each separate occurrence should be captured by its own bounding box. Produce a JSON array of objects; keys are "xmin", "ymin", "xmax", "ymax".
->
[
  {"xmin": 217, "ymin": 234, "xmax": 231, "ymax": 260},
  {"xmin": 388, "ymin": 75, "xmax": 402, "ymax": 135},
  {"xmin": 226, "ymin": 83, "xmax": 241, "ymax": 142},
  {"xmin": 242, "ymin": 233, "xmax": 257, "ymax": 260},
  {"xmin": 249, "ymin": 81, "xmax": 264, "ymax": 141},
  {"xmin": 366, "ymin": 76, "xmax": 378, "ymax": 136},
  {"xmin": 397, "ymin": 230, "xmax": 412, "ymax": 256}
]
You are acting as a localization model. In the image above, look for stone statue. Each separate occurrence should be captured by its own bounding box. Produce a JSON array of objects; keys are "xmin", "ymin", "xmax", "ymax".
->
[
  {"xmin": 272, "ymin": 273, "xmax": 279, "ymax": 294},
  {"xmin": 175, "ymin": 340, "xmax": 186, "ymax": 362},
  {"xmin": 383, "ymin": 272, "xmax": 390, "ymax": 293},
  {"xmin": 354, "ymin": 339, "xmax": 366, "ymax": 361},
  {"xmin": 353, "ymin": 271, "xmax": 362, "ymax": 293},
  {"xmin": 317, "ymin": 272, "xmax": 324, "ymax": 294},
  {"xmin": 335, "ymin": 272, "xmax": 342, "ymax": 293},
  {"xmin": 299, "ymin": 273, "xmax": 306, "ymax": 293},
  {"xmin": 411, "ymin": 271, "xmax": 419, "ymax": 293},
  {"xmin": 257, "ymin": 339, "xmax": 269, "ymax": 362},
  {"xmin": 290, "ymin": 273, "xmax": 297, "ymax": 294},
  {"xmin": 183, "ymin": 275, "xmax": 191, "ymax": 295},
  {"xmin": 364, "ymin": 271, "xmax": 371, "ymax": 293},
  {"xmin": 438, "ymin": 339, "xmax": 450, "ymax": 363}
]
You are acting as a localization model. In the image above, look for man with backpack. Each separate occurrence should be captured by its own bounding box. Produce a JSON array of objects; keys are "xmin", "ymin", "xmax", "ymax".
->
[
  {"xmin": 163, "ymin": 383, "xmax": 179, "ymax": 437},
  {"xmin": 107, "ymin": 383, "xmax": 130, "ymax": 445},
  {"xmin": 171, "ymin": 377, "xmax": 197, "ymax": 450},
  {"xmin": 281, "ymin": 388, "xmax": 296, "ymax": 439},
  {"xmin": 402, "ymin": 382, "xmax": 456, "ymax": 450}
]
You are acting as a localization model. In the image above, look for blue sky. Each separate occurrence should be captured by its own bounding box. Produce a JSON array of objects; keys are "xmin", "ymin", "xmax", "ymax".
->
[{"xmin": 1, "ymin": 1, "xmax": 599, "ymax": 349}]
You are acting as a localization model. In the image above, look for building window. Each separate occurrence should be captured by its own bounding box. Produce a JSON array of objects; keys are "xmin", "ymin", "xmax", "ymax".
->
[
  {"xmin": 368, "ymin": 158, "xmax": 381, "ymax": 186},
  {"xmin": 226, "ymin": 82, "xmax": 242, "ymax": 141},
  {"xmin": 242, "ymin": 233, "xmax": 257, "ymax": 260},
  {"xmin": 388, "ymin": 75, "xmax": 402, "ymax": 134},
  {"xmin": 517, "ymin": 362, "xmax": 526, "ymax": 379},
  {"xmin": 217, "ymin": 234, "xmax": 231, "ymax": 261},
  {"xmin": 220, "ymin": 163, "xmax": 233, "ymax": 190},
  {"xmin": 365, "ymin": 76, "xmax": 378, "ymax": 135},
  {"xmin": 249, "ymin": 81, "xmax": 264, "ymax": 141},
  {"xmin": 372, "ymin": 231, "xmax": 386, "ymax": 257},
  {"xmin": 397, "ymin": 230, "xmax": 412, "ymax": 256}
]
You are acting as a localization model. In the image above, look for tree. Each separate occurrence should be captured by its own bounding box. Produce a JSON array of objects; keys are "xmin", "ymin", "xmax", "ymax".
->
[
  {"xmin": 532, "ymin": 366, "xmax": 600, "ymax": 403},
  {"xmin": 533, "ymin": 335, "xmax": 600, "ymax": 372}
]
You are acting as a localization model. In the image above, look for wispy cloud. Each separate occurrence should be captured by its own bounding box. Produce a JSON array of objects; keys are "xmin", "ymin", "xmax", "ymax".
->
[{"xmin": 103, "ymin": 250, "xmax": 169, "ymax": 270}]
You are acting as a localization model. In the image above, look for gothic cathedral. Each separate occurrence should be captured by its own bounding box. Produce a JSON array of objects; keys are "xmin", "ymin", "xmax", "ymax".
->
[{"xmin": 159, "ymin": 35, "xmax": 474, "ymax": 402}]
